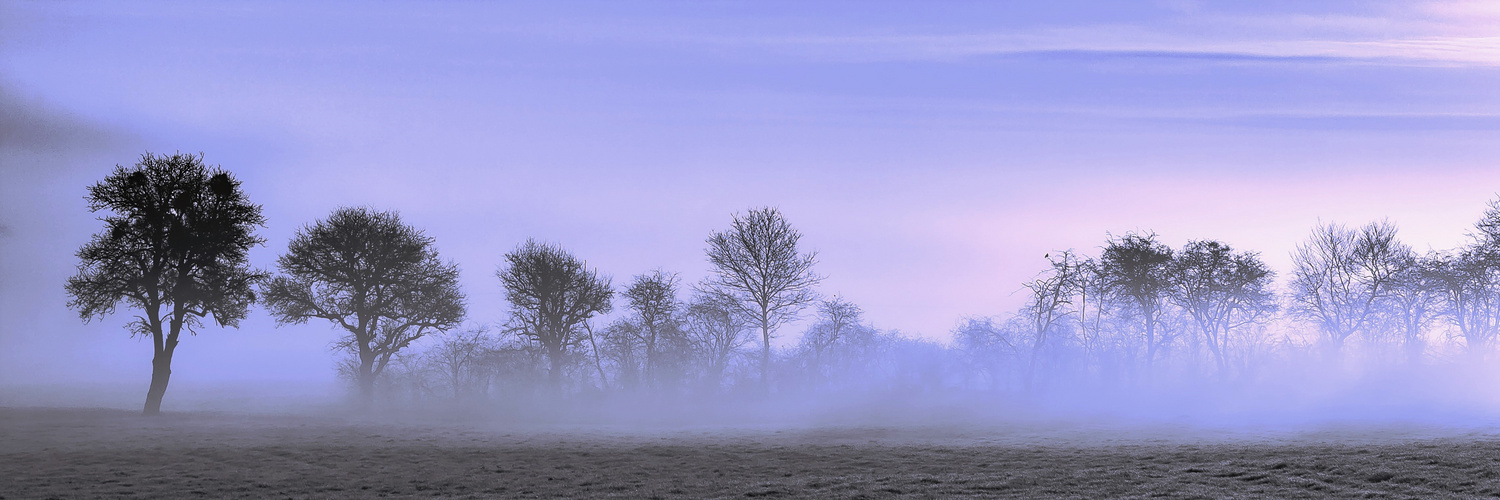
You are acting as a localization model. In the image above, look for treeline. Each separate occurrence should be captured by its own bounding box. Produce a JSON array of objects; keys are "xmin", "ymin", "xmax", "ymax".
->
[{"xmin": 64, "ymin": 153, "xmax": 1500, "ymax": 415}]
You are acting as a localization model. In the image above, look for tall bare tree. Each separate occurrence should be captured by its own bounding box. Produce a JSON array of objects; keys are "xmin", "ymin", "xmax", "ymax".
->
[
  {"xmin": 261, "ymin": 207, "xmax": 466, "ymax": 406},
  {"xmin": 1168, "ymin": 240, "xmax": 1277, "ymax": 378},
  {"xmin": 703, "ymin": 207, "xmax": 823, "ymax": 387},
  {"xmin": 1289, "ymin": 221, "xmax": 1407, "ymax": 355},
  {"xmin": 497, "ymin": 239, "xmax": 613, "ymax": 389},
  {"xmin": 66, "ymin": 152, "xmax": 266, "ymax": 415}
]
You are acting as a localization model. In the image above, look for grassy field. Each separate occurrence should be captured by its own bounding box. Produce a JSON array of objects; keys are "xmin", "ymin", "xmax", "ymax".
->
[{"xmin": 3, "ymin": 407, "xmax": 1500, "ymax": 498}]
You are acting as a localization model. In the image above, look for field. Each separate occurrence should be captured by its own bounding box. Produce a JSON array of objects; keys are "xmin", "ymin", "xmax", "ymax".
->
[{"xmin": 4, "ymin": 407, "xmax": 1500, "ymax": 499}]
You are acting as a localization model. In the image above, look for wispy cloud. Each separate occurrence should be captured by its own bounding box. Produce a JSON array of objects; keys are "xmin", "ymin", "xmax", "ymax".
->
[
  {"xmin": 734, "ymin": 29, "xmax": 1500, "ymax": 67},
  {"xmin": 510, "ymin": 1, "xmax": 1500, "ymax": 67}
]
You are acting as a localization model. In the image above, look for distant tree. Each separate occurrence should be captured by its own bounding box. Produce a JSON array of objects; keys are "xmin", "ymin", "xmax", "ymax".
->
[
  {"xmin": 704, "ymin": 207, "xmax": 823, "ymax": 387},
  {"xmin": 261, "ymin": 207, "xmax": 466, "ymax": 406},
  {"xmin": 622, "ymin": 270, "xmax": 684, "ymax": 387},
  {"xmin": 1460, "ymin": 198, "xmax": 1500, "ymax": 357},
  {"xmin": 1167, "ymin": 240, "xmax": 1277, "ymax": 378},
  {"xmin": 683, "ymin": 291, "xmax": 752, "ymax": 390},
  {"xmin": 1021, "ymin": 251, "xmax": 1081, "ymax": 388},
  {"xmin": 1288, "ymin": 221, "xmax": 1406, "ymax": 355},
  {"xmin": 800, "ymin": 295, "xmax": 863, "ymax": 370},
  {"xmin": 428, "ymin": 326, "xmax": 496, "ymax": 400},
  {"xmin": 1431, "ymin": 249, "xmax": 1500, "ymax": 358},
  {"xmin": 1096, "ymin": 232, "xmax": 1175, "ymax": 369},
  {"xmin": 952, "ymin": 316, "xmax": 1020, "ymax": 391},
  {"xmin": 1384, "ymin": 251, "xmax": 1442, "ymax": 363},
  {"xmin": 597, "ymin": 319, "xmax": 644, "ymax": 390},
  {"xmin": 581, "ymin": 320, "xmax": 612, "ymax": 390},
  {"xmin": 1068, "ymin": 257, "xmax": 1112, "ymax": 364},
  {"xmin": 497, "ymin": 239, "xmax": 613, "ymax": 389},
  {"xmin": 1426, "ymin": 202, "xmax": 1500, "ymax": 360},
  {"xmin": 65, "ymin": 152, "xmax": 266, "ymax": 415}
]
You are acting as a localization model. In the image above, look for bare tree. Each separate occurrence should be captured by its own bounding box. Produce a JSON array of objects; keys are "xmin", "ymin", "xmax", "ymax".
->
[
  {"xmin": 683, "ymin": 291, "xmax": 751, "ymax": 390},
  {"xmin": 262, "ymin": 207, "xmax": 466, "ymax": 406},
  {"xmin": 65, "ymin": 152, "xmax": 266, "ymax": 415},
  {"xmin": 952, "ymin": 316, "xmax": 1020, "ymax": 391},
  {"xmin": 703, "ymin": 207, "xmax": 823, "ymax": 387},
  {"xmin": 1070, "ymin": 256, "xmax": 1113, "ymax": 371},
  {"xmin": 1096, "ymin": 232, "xmax": 1175, "ymax": 370},
  {"xmin": 1431, "ymin": 249, "xmax": 1500, "ymax": 358},
  {"xmin": 800, "ymin": 295, "xmax": 863, "ymax": 371},
  {"xmin": 1288, "ymin": 221, "xmax": 1407, "ymax": 355},
  {"xmin": 1442, "ymin": 198, "xmax": 1500, "ymax": 358},
  {"xmin": 1168, "ymin": 240, "xmax": 1277, "ymax": 379},
  {"xmin": 1385, "ymin": 251, "xmax": 1442, "ymax": 363},
  {"xmin": 597, "ymin": 318, "xmax": 644, "ymax": 390},
  {"xmin": 428, "ymin": 326, "xmax": 496, "ymax": 400},
  {"xmin": 1020, "ymin": 251, "xmax": 1081, "ymax": 388},
  {"xmin": 497, "ymin": 239, "xmax": 613, "ymax": 390},
  {"xmin": 622, "ymin": 270, "xmax": 683, "ymax": 387}
]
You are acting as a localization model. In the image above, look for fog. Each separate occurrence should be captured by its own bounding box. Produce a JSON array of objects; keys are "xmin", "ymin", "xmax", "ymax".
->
[{"xmin": 4, "ymin": 1, "xmax": 1500, "ymax": 444}]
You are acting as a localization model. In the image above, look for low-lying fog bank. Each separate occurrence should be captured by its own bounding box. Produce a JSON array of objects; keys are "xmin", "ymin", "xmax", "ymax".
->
[
  {"xmin": 5, "ymin": 360, "xmax": 1500, "ymax": 440},
  {"xmin": 5, "ymin": 406, "xmax": 1500, "ymax": 499}
]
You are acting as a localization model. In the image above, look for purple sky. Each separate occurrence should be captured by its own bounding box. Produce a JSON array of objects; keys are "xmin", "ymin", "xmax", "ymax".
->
[{"xmin": 2, "ymin": 0, "xmax": 1499, "ymax": 388}]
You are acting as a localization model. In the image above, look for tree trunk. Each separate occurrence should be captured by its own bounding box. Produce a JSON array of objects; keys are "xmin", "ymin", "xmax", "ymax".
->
[
  {"xmin": 760, "ymin": 322, "xmax": 771, "ymax": 390},
  {"xmin": 1144, "ymin": 313, "xmax": 1157, "ymax": 372},
  {"xmin": 143, "ymin": 348, "xmax": 173, "ymax": 416},
  {"xmin": 585, "ymin": 325, "xmax": 609, "ymax": 391},
  {"xmin": 548, "ymin": 347, "xmax": 565, "ymax": 391},
  {"xmin": 1324, "ymin": 331, "xmax": 1347, "ymax": 360},
  {"xmin": 1405, "ymin": 319, "xmax": 1424, "ymax": 365},
  {"xmin": 143, "ymin": 315, "xmax": 180, "ymax": 416},
  {"xmin": 357, "ymin": 355, "xmax": 377, "ymax": 409}
]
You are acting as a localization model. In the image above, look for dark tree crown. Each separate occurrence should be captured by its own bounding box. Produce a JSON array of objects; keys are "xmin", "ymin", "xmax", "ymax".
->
[
  {"xmin": 261, "ymin": 207, "xmax": 466, "ymax": 359},
  {"xmin": 65, "ymin": 152, "xmax": 266, "ymax": 334},
  {"xmin": 497, "ymin": 239, "xmax": 613, "ymax": 353}
]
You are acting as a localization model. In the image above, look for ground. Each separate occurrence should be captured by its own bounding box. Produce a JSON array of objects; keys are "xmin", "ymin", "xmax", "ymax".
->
[{"xmin": 3, "ymin": 407, "xmax": 1500, "ymax": 499}]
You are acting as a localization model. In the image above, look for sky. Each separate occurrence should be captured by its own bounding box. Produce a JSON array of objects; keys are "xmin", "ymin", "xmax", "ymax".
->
[{"xmin": 2, "ymin": 0, "xmax": 1499, "ymax": 391}]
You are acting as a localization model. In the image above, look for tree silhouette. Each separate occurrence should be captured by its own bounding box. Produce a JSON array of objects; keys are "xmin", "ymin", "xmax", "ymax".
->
[
  {"xmin": 1096, "ymin": 232, "xmax": 1174, "ymax": 370},
  {"xmin": 428, "ymin": 326, "xmax": 496, "ymax": 400},
  {"xmin": 497, "ymin": 239, "xmax": 613, "ymax": 390},
  {"xmin": 1289, "ymin": 221, "xmax": 1407, "ymax": 355},
  {"xmin": 261, "ymin": 207, "xmax": 466, "ymax": 406},
  {"xmin": 622, "ymin": 270, "xmax": 683, "ymax": 388},
  {"xmin": 65, "ymin": 152, "xmax": 266, "ymax": 415},
  {"xmin": 1426, "ymin": 202, "xmax": 1500, "ymax": 360},
  {"xmin": 1431, "ymin": 250, "xmax": 1500, "ymax": 358},
  {"xmin": 1384, "ymin": 251, "xmax": 1442, "ymax": 363},
  {"xmin": 1168, "ymin": 240, "xmax": 1276, "ymax": 378},
  {"xmin": 801, "ymin": 295, "xmax": 863, "ymax": 371},
  {"xmin": 1021, "ymin": 251, "xmax": 1081, "ymax": 389},
  {"xmin": 683, "ymin": 291, "xmax": 751, "ymax": 391},
  {"xmin": 704, "ymin": 207, "xmax": 823, "ymax": 388}
]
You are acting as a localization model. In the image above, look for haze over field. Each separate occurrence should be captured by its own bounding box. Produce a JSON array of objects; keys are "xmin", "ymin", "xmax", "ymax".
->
[{"xmin": 3, "ymin": 0, "xmax": 1500, "ymax": 428}]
